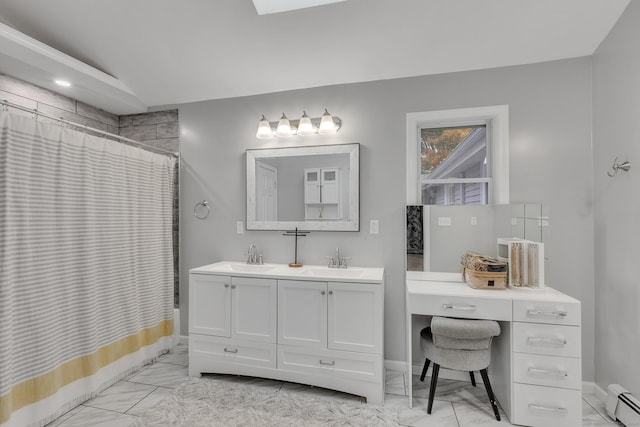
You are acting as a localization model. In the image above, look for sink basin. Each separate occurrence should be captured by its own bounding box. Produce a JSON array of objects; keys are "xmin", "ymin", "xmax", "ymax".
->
[
  {"xmin": 302, "ymin": 267, "xmax": 366, "ymax": 278},
  {"xmin": 217, "ymin": 262, "xmax": 279, "ymax": 273}
]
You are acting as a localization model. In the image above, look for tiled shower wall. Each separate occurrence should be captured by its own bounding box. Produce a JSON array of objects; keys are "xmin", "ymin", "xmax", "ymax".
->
[{"xmin": 0, "ymin": 73, "xmax": 180, "ymax": 306}]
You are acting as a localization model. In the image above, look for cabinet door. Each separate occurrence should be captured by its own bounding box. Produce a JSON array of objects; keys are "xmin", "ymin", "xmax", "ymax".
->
[
  {"xmin": 189, "ymin": 274, "xmax": 231, "ymax": 337},
  {"xmin": 278, "ymin": 280, "xmax": 327, "ymax": 348},
  {"xmin": 231, "ymin": 277, "xmax": 277, "ymax": 343},
  {"xmin": 304, "ymin": 169, "xmax": 321, "ymax": 203},
  {"xmin": 328, "ymin": 282, "xmax": 383, "ymax": 354},
  {"xmin": 320, "ymin": 168, "xmax": 340, "ymax": 203}
]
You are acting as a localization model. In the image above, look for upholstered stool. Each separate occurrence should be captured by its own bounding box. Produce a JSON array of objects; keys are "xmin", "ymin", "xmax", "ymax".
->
[{"xmin": 419, "ymin": 316, "xmax": 501, "ymax": 420}]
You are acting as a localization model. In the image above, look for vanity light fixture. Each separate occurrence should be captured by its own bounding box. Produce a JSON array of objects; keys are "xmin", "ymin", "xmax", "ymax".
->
[
  {"xmin": 318, "ymin": 108, "xmax": 338, "ymax": 135},
  {"xmin": 256, "ymin": 114, "xmax": 273, "ymax": 139},
  {"xmin": 296, "ymin": 110, "xmax": 315, "ymax": 136},
  {"xmin": 254, "ymin": 109, "xmax": 341, "ymax": 139},
  {"xmin": 54, "ymin": 79, "xmax": 71, "ymax": 87},
  {"xmin": 276, "ymin": 113, "xmax": 293, "ymax": 138}
]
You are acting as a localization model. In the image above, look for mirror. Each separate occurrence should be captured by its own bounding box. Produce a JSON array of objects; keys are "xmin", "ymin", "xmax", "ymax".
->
[
  {"xmin": 247, "ymin": 143, "xmax": 359, "ymax": 231},
  {"xmin": 407, "ymin": 203, "xmax": 549, "ymax": 272}
]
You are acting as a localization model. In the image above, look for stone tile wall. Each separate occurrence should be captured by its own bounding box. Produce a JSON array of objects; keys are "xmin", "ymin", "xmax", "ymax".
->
[{"xmin": 1, "ymin": 73, "xmax": 180, "ymax": 306}]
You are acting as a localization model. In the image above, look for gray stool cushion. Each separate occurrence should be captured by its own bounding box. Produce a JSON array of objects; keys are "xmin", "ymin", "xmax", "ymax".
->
[{"xmin": 420, "ymin": 317, "xmax": 500, "ymax": 372}]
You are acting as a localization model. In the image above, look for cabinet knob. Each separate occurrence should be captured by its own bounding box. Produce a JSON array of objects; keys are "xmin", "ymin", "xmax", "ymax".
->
[
  {"xmin": 321, "ymin": 290, "xmax": 326, "ymax": 295},
  {"xmin": 231, "ymin": 284, "xmax": 236, "ymax": 289},
  {"xmin": 224, "ymin": 284, "xmax": 230, "ymax": 288},
  {"xmin": 328, "ymin": 290, "xmax": 333, "ymax": 295}
]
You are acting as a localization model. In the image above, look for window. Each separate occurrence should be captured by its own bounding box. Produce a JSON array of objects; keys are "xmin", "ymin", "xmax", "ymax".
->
[
  {"xmin": 421, "ymin": 125, "xmax": 488, "ymax": 205},
  {"xmin": 406, "ymin": 105, "xmax": 509, "ymax": 205}
]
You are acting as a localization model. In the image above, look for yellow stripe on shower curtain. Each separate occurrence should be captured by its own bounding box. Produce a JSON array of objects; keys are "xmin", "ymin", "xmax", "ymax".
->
[{"xmin": 0, "ymin": 319, "xmax": 173, "ymax": 425}]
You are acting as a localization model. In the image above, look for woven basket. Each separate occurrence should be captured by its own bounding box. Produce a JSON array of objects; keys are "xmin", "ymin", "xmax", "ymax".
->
[{"xmin": 462, "ymin": 267, "xmax": 507, "ymax": 290}]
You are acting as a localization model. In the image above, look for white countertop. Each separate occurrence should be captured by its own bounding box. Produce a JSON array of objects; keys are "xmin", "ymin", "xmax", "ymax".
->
[
  {"xmin": 406, "ymin": 270, "xmax": 579, "ymax": 303},
  {"xmin": 190, "ymin": 261, "xmax": 385, "ymax": 284}
]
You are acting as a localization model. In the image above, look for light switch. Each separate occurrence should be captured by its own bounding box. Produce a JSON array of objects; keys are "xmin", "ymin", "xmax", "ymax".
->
[
  {"xmin": 471, "ymin": 216, "xmax": 478, "ymax": 226},
  {"xmin": 438, "ymin": 217, "xmax": 452, "ymax": 226},
  {"xmin": 370, "ymin": 219, "xmax": 379, "ymax": 234},
  {"xmin": 236, "ymin": 221, "xmax": 244, "ymax": 234}
]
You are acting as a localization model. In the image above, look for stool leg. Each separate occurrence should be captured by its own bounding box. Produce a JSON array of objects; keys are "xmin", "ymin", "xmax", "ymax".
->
[
  {"xmin": 427, "ymin": 363, "xmax": 440, "ymax": 414},
  {"xmin": 420, "ymin": 358, "xmax": 431, "ymax": 382},
  {"xmin": 469, "ymin": 371, "xmax": 476, "ymax": 387},
  {"xmin": 480, "ymin": 369, "xmax": 501, "ymax": 421}
]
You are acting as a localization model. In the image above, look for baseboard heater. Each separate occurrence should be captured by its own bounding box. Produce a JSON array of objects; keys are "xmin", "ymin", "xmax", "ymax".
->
[{"xmin": 606, "ymin": 384, "xmax": 640, "ymax": 426}]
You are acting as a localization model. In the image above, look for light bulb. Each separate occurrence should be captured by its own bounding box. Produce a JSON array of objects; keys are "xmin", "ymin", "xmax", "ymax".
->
[
  {"xmin": 256, "ymin": 115, "xmax": 273, "ymax": 139},
  {"xmin": 297, "ymin": 110, "xmax": 315, "ymax": 136},
  {"xmin": 276, "ymin": 113, "xmax": 293, "ymax": 137},
  {"xmin": 318, "ymin": 109, "xmax": 337, "ymax": 135}
]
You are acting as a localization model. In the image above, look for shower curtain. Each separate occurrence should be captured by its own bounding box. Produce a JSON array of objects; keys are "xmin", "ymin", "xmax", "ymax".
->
[{"xmin": 0, "ymin": 111, "xmax": 176, "ymax": 427}]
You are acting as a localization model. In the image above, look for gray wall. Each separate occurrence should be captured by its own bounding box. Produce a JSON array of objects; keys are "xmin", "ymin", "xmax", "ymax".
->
[
  {"xmin": 593, "ymin": 2, "xmax": 640, "ymax": 395},
  {"xmin": 179, "ymin": 57, "xmax": 595, "ymax": 378}
]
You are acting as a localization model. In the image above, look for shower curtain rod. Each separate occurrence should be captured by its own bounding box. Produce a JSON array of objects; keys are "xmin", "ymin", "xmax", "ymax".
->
[{"xmin": 1, "ymin": 99, "xmax": 178, "ymax": 157}]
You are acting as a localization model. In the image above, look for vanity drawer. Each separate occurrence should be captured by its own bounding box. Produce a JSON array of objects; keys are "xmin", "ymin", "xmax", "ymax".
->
[
  {"xmin": 513, "ymin": 323, "xmax": 581, "ymax": 358},
  {"xmin": 513, "ymin": 300, "xmax": 581, "ymax": 326},
  {"xmin": 514, "ymin": 353, "xmax": 581, "ymax": 390},
  {"xmin": 190, "ymin": 334, "xmax": 276, "ymax": 369},
  {"xmin": 277, "ymin": 345, "xmax": 382, "ymax": 382},
  {"xmin": 415, "ymin": 294, "xmax": 512, "ymax": 321},
  {"xmin": 512, "ymin": 383, "xmax": 582, "ymax": 427}
]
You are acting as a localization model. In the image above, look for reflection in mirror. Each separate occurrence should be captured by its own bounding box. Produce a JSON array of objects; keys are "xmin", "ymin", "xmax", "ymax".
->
[
  {"xmin": 247, "ymin": 143, "xmax": 359, "ymax": 231},
  {"xmin": 406, "ymin": 203, "xmax": 548, "ymax": 273}
]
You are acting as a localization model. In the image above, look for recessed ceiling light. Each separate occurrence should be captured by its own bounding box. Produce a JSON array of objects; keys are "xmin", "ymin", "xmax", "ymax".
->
[{"xmin": 55, "ymin": 79, "xmax": 71, "ymax": 87}]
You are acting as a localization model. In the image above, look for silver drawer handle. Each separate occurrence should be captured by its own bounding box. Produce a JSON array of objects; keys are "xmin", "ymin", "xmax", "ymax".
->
[
  {"xmin": 527, "ymin": 336, "xmax": 567, "ymax": 346},
  {"xmin": 528, "ymin": 367, "xmax": 568, "ymax": 377},
  {"xmin": 319, "ymin": 360, "xmax": 335, "ymax": 366},
  {"xmin": 224, "ymin": 348, "xmax": 238, "ymax": 353},
  {"xmin": 528, "ymin": 404, "xmax": 568, "ymax": 413},
  {"xmin": 527, "ymin": 309, "xmax": 567, "ymax": 318},
  {"xmin": 442, "ymin": 304, "xmax": 477, "ymax": 311}
]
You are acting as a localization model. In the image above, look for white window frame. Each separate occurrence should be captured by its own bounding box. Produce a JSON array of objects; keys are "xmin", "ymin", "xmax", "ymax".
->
[{"xmin": 406, "ymin": 105, "xmax": 509, "ymax": 205}]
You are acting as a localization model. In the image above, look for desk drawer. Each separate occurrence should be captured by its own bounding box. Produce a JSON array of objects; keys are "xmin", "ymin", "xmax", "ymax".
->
[
  {"xmin": 415, "ymin": 295, "xmax": 512, "ymax": 321},
  {"xmin": 513, "ymin": 383, "xmax": 581, "ymax": 427},
  {"xmin": 514, "ymin": 353, "xmax": 581, "ymax": 390},
  {"xmin": 514, "ymin": 300, "xmax": 581, "ymax": 326},
  {"xmin": 513, "ymin": 323, "xmax": 581, "ymax": 358}
]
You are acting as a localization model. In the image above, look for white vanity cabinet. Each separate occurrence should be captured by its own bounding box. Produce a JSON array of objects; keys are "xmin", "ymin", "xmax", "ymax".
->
[
  {"xmin": 511, "ymin": 294, "xmax": 582, "ymax": 427},
  {"xmin": 188, "ymin": 262, "xmax": 385, "ymax": 404},
  {"xmin": 189, "ymin": 274, "xmax": 278, "ymax": 376}
]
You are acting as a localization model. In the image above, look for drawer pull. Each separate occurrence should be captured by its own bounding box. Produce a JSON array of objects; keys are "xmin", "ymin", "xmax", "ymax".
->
[
  {"xmin": 527, "ymin": 309, "xmax": 567, "ymax": 318},
  {"xmin": 528, "ymin": 404, "xmax": 568, "ymax": 413},
  {"xmin": 223, "ymin": 348, "xmax": 238, "ymax": 353},
  {"xmin": 527, "ymin": 336, "xmax": 567, "ymax": 346},
  {"xmin": 527, "ymin": 367, "xmax": 568, "ymax": 377},
  {"xmin": 319, "ymin": 360, "xmax": 335, "ymax": 366},
  {"xmin": 442, "ymin": 304, "xmax": 477, "ymax": 312}
]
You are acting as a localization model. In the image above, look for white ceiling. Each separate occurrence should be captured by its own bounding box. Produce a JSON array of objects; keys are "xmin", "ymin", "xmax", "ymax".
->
[{"xmin": 0, "ymin": 0, "xmax": 630, "ymax": 115}]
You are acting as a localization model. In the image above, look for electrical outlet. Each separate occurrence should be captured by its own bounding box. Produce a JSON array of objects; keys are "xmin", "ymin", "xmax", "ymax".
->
[
  {"xmin": 236, "ymin": 221, "xmax": 244, "ymax": 234},
  {"xmin": 438, "ymin": 217, "xmax": 452, "ymax": 226},
  {"xmin": 370, "ymin": 219, "xmax": 379, "ymax": 234},
  {"xmin": 471, "ymin": 216, "xmax": 478, "ymax": 226}
]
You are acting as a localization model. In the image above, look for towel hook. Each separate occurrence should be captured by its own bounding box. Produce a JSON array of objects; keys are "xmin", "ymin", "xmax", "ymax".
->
[
  {"xmin": 194, "ymin": 200, "xmax": 210, "ymax": 220},
  {"xmin": 607, "ymin": 157, "xmax": 631, "ymax": 177}
]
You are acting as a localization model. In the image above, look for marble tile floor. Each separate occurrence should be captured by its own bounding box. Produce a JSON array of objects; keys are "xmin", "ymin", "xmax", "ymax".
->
[{"xmin": 46, "ymin": 344, "xmax": 619, "ymax": 426}]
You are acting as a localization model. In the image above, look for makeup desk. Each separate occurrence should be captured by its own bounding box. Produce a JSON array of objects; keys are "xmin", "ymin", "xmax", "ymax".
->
[{"xmin": 405, "ymin": 271, "xmax": 582, "ymax": 426}]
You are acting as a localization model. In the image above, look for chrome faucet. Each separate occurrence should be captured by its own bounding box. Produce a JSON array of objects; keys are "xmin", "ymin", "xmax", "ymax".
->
[
  {"xmin": 247, "ymin": 244, "xmax": 263, "ymax": 264},
  {"xmin": 326, "ymin": 247, "xmax": 351, "ymax": 268}
]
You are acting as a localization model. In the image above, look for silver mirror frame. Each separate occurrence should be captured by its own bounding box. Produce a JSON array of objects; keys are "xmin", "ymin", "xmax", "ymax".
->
[{"xmin": 246, "ymin": 143, "xmax": 360, "ymax": 231}]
